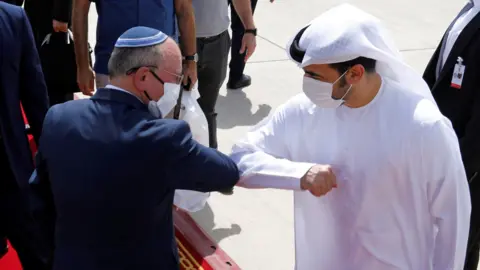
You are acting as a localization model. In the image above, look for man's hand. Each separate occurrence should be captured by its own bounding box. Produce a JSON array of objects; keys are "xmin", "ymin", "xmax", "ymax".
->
[
  {"xmin": 300, "ymin": 165, "xmax": 337, "ymax": 197},
  {"xmin": 77, "ymin": 67, "xmax": 95, "ymax": 96},
  {"xmin": 73, "ymin": 0, "xmax": 92, "ymax": 95},
  {"xmin": 240, "ymin": 33, "xmax": 256, "ymax": 62},
  {"xmin": 231, "ymin": 0, "xmax": 256, "ymax": 61},
  {"xmin": 175, "ymin": 0, "xmax": 196, "ymax": 89},
  {"xmin": 182, "ymin": 61, "xmax": 197, "ymax": 90},
  {"xmin": 52, "ymin": 19, "xmax": 68, "ymax": 33}
]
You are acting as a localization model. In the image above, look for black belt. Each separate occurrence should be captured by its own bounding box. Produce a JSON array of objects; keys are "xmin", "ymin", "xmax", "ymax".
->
[{"xmin": 197, "ymin": 30, "xmax": 226, "ymax": 42}]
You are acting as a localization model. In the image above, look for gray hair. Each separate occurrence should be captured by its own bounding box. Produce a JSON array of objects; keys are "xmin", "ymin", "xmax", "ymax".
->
[{"xmin": 107, "ymin": 44, "xmax": 163, "ymax": 78}]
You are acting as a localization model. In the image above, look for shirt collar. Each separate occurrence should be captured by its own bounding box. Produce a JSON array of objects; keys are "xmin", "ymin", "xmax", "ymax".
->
[
  {"xmin": 106, "ymin": 84, "xmax": 143, "ymax": 102},
  {"xmin": 91, "ymin": 88, "xmax": 147, "ymax": 111}
]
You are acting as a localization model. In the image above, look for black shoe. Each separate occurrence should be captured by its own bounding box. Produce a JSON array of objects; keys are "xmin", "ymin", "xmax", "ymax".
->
[
  {"xmin": 218, "ymin": 187, "xmax": 234, "ymax": 195},
  {"xmin": 227, "ymin": 74, "xmax": 251, "ymax": 90}
]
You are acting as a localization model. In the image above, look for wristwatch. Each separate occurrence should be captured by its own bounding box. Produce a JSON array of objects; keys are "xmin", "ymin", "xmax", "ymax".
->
[
  {"xmin": 245, "ymin": 28, "xmax": 257, "ymax": 36},
  {"xmin": 183, "ymin": 53, "xmax": 198, "ymax": 63}
]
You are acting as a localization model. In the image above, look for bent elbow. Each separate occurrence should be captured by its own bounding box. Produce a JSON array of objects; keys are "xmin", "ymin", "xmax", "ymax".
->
[
  {"xmin": 201, "ymin": 155, "xmax": 240, "ymax": 192},
  {"xmin": 221, "ymin": 158, "xmax": 241, "ymax": 187}
]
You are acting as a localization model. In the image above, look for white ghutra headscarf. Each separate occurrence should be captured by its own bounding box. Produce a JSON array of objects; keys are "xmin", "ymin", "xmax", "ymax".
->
[{"xmin": 286, "ymin": 4, "xmax": 437, "ymax": 106}]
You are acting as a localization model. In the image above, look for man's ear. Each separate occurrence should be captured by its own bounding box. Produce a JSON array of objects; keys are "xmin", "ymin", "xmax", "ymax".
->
[
  {"xmin": 347, "ymin": 64, "xmax": 365, "ymax": 84},
  {"xmin": 132, "ymin": 68, "xmax": 149, "ymax": 90},
  {"xmin": 133, "ymin": 67, "xmax": 149, "ymax": 83}
]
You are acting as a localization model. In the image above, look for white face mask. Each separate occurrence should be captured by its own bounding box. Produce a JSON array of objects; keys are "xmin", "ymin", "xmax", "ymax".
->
[
  {"xmin": 147, "ymin": 82, "xmax": 181, "ymax": 118},
  {"xmin": 302, "ymin": 71, "xmax": 352, "ymax": 108}
]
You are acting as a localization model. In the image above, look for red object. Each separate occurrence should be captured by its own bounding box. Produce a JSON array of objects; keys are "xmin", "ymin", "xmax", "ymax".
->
[
  {"xmin": 0, "ymin": 106, "xmax": 239, "ymax": 269},
  {"xmin": 0, "ymin": 210, "xmax": 239, "ymax": 270},
  {"xmin": 0, "ymin": 242, "xmax": 21, "ymax": 270},
  {"xmin": 174, "ymin": 209, "xmax": 241, "ymax": 269},
  {"xmin": 20, "ymin": 104, "xmax": 37, "ymax": 156}
]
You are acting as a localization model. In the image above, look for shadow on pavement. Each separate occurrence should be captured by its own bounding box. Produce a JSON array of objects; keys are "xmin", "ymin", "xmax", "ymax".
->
[
  {"xmin": 216, "ymin": 90, "xmax": 272, "ymax": 129},
  {"xmin": 190, "ymin": 202, "xmax": 242, "ymax": 244}
]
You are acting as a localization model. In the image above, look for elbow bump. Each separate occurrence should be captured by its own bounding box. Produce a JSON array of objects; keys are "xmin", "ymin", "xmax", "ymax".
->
[{"xmin": 229, "ymin": 164, "xmax": 241, "ymax": 183}]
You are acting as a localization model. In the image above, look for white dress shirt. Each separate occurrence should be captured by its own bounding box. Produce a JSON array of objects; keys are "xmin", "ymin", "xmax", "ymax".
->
[{"xmin": 442, "ymin": 0, "xmax": 480, "ymax": 68}]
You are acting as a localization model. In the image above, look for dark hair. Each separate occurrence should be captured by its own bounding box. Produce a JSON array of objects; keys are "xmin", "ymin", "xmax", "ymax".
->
[{"xmin": 329, "ymin": 57, "xmax": 376, "ymax": 74}]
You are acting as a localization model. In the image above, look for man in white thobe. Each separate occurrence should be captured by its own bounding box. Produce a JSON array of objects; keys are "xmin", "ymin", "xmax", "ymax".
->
[{"xmin": 230, "ymin": 4, "xmax": 471, "ymax": 270}]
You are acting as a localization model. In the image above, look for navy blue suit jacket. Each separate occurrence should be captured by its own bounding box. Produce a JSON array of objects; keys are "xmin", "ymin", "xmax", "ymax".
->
[
  {"xmin": 0, "ymin": 2, "xmax": 49, "ymax": 187},
  {"xmin": 33, "ymin": 88, "xmax": 239, "ymax": 270}
]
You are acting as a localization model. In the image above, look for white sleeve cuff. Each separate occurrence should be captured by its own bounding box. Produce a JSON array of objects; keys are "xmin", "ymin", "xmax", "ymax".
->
[{"xmin": 238, "ymin": 162, "xmax": 315, "ymax": 191}]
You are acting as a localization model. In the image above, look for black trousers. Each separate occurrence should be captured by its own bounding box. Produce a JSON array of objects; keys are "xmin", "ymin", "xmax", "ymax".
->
[
  {"xmin": 196, "ymin": 30, "xmax": 231, "ymax": 149},
  {"xmin": 24, "ymin": 0, "xmax": 63, "ymax": 48},
  {"xmin": 0, "ymin": 143, "xmax": 52, "ymax": 270},
  {"xmin": 228, "ymin": 0, "xmax": 258, "ymax": 82},
  {"xmin": 23, "ymin": 2, "xmax": 75, "ymax": 107},
  {"xmin": 464, "ymin": 179, "xmax": 480, "ymax": 269}
]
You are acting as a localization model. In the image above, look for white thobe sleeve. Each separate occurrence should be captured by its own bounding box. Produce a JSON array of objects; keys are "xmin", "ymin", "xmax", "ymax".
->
[
  {"xmin": 229, "ymin": 103, "xmax": 315, "ymax": 190},
  {"xmin": 424, "ymin": 119, "xmax": 471, "ymax": 270}
]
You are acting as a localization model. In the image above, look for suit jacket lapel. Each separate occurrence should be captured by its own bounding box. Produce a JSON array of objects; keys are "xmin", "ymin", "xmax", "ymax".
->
[
  {"xmin": 435, "ymin": 12, "xmax": 480, "ymax": 89},
  {"xmin": 435, "ymin": 2, "xmax": 475, "ymax": 77}
]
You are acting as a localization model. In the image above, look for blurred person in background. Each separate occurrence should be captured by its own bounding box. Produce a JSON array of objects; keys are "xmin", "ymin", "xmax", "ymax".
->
[
  {"xmin": 23, "ymin": 0, "xmax": 80, "ymax": 106},
  {"xmin": 227, "ymin": 0, "xmax": 274, "ymax": 89},
  {"xmin": 22, "ymin": 0, "xmax": 71, "ymax": 46},
  {"xmin": 73, "ymin": 0, "xmax": 197, "ymax": 96},
  {"xmin": 191, "ymin": 0, "xmax": 256, "ymax": 195},
  {"xmin": 0, "ymin": 2, "xmax": 51, "ymax": 269}
]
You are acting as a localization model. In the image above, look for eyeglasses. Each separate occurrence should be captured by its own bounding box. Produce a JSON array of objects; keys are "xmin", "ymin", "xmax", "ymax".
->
[
  {"xmin": 161, "ymin": 69, "xmax": 184, "ymax": 85},
  {"xmin": 126, "ymin": 66, "xmax": 183, "ymax": 85}
]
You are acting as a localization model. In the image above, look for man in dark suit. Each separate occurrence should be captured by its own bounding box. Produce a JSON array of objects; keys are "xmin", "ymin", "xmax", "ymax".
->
[
  {"xmin": 0, "ymin": 2, "xmax": 51, "ymax": 269},
  {"xmin": 32, "ymin": 27, "xmax": 239, "ymax": 270},
  {"xmin": 423, "ymin": 1, "xmax": 480, "ymax": 269}
]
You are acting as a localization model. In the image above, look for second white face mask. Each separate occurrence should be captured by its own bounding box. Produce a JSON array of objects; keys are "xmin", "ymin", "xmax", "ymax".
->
[
  {"xmin": 302, "ymin": 71, "xmax": 352, "ymax": 109},
  {"xmin": 156, "ymin": 82, "xmax": 181, "ymax": 117}
]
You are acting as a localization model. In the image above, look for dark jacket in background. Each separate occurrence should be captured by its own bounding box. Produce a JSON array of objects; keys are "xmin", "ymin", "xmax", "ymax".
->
[
  {"xmin": 0, "ymin": 1, "xmax": 49, "ymax": 187},
  {"xmin": 423, "ymin": 12, "xmax": 480, "ymax": 182},
  {"xmin": 423, "ymin": 10, "xmax": 480, "ymax": 270},
  {"xmin": 93, "ymin": 0, "xmax": 177, "ymax": 75},
  {"xmin": 0, "ymin": 3, "xmax": 51, "ymax": 269}
]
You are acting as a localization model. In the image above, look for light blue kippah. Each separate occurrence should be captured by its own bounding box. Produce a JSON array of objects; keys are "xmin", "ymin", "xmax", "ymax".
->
[{"xmin": 114, "ymin": 26, "xmax": 168, "ymax": 48}]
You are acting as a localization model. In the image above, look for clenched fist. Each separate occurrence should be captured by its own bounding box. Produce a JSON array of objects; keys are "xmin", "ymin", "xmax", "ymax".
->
[{"xmin": 300, "ymin": 165, "xmax": 337, "ymax": 197}]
